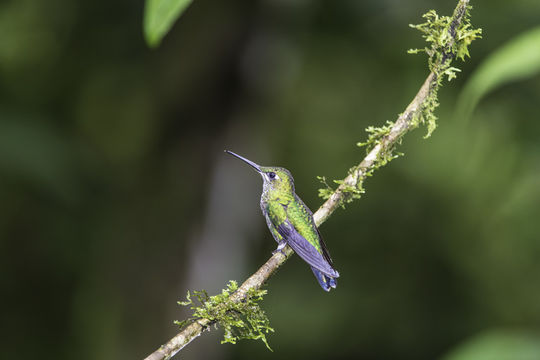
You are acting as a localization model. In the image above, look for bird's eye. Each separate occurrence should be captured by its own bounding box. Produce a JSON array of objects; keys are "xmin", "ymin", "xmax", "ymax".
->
[{"xmin": 268, "ymin": 172, "xmax": 276, "ymax": 179}]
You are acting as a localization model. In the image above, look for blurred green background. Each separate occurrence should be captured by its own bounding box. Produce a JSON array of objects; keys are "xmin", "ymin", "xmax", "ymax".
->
[{"xmin": 2, "ymin": 0, "xmax": 540, "ymax": 359}]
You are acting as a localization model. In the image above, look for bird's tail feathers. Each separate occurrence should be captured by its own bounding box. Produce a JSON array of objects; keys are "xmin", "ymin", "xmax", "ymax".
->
[{"xmin": 311, "ymin": 267, "xmax": 338, "ymax": 291}]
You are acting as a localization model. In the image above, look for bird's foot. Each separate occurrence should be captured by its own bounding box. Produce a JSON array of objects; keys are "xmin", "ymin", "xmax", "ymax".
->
[{"xmin": 272, "ymin": 241, "xmax": 287, "ymax": 256}]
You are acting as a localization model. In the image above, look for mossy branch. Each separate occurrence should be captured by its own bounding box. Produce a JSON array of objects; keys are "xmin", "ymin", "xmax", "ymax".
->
[{"xmin": 143, "ymin": 1, "xmax": 480, "ymax": 359}]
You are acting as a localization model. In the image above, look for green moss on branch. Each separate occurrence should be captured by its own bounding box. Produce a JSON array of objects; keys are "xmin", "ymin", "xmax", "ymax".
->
[{"xmin": 175, "ymin": 280, "xmax": 274, "ymax": 350}]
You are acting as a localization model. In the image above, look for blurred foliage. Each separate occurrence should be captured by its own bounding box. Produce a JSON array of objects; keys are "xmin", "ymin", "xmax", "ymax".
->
[
  {"xmin": 457, "ymin": 25, "xmax": 540, "ymax": 120},
  {"xmin": 443, "ymin": 330, "xmax": 540, "ymax": 360},
  {"xmin": 2, "ymin": 0, "xmax": 540, "ymax": 360},
  {"xmin": 144, "ymin": 0, "xmax": 193, "ymax": 47}
]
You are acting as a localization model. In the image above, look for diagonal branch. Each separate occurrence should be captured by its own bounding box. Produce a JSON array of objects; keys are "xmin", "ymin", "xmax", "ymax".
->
[{"xmin": 144, "ymin": 1, "xmax": 473, "ymax": 359}]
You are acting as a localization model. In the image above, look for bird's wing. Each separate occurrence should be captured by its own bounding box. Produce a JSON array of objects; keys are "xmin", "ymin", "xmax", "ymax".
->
[
  {"xmin": 277, "ymin": 220, "xmax": 338, "ymax": 278},
  {"xmin": 292, "ymin": 195, "xmax": 335, "ymax": 267},
  {"xmin": 266, "ymin": 200, "xmax": 338, "ymax": 278}
]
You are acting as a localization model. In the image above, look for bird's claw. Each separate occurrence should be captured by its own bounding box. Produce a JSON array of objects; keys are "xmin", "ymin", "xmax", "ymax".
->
[{"xmin": 272, "ymin": 241, "xmax": 287, "ymax": 256}]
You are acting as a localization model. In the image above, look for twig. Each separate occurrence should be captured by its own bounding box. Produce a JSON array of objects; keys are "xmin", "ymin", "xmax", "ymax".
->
[{"xmin": 144, "ymin": 1, "xmax": 472, "ymax": 359}]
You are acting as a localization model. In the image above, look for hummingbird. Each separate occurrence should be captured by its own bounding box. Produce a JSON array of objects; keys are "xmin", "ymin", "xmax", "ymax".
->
[{"xmin": 225, "ymin": 150, "xmax": 339, "ymax": 291}]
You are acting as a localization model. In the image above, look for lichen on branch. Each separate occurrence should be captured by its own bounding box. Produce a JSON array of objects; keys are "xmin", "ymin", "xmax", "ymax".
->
[
  {"xmin": 175, "ymin": 281, "xmax": 274, "ymax": 351},
  {"xmin": 407, "ymin": 4, "xmax": 482, "ymax": 136},
  {"xmin": 408, "ymin": 7, "xmax": 483, "ymax": 68}
]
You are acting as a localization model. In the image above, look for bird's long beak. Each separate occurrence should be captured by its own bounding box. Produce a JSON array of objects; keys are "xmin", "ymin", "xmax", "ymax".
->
[{"xmin": 224, "ymin": 150, "xmax": 262, "ymax": 173}]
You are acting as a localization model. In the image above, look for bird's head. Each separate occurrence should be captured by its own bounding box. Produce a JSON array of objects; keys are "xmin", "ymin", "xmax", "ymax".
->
[{"xmin": 225, "ymin": 150, "xmax": 295, "ymax": 193}]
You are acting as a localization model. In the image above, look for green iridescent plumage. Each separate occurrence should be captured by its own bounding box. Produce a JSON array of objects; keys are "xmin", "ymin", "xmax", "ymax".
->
[
  {"xmin": 225, "ymin": 151, "xmax": 339, "ymax": 291},
  {"xmin": 264, "ymin": 185, "xmax": 321, "ymax": 254}
]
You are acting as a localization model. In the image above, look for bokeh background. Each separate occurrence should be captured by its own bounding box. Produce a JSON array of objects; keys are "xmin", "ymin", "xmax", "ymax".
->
[{"xmin": 2, "ymin": 0, "xmax": 540, "ymax": 359}]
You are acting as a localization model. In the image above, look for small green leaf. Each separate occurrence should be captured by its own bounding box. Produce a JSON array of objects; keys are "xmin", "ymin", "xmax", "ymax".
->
[
  {"xmin": 143, "ymin": 0, "xmax": 193, "ymax": 47},
  {"xmin": 457, "ymin": 26, "xmax": 540, "ymax": 120}
]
